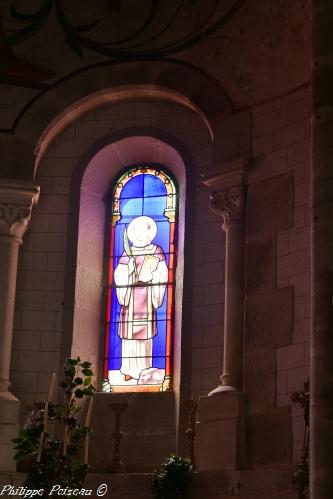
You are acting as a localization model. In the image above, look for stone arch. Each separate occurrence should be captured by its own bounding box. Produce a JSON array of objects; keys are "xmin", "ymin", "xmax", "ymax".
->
[
  {"xmin": 33, "ymin": 85, "xmax": 214, "ymax": 175},
  {"xmin": 2, "ymin": 59, "xmax": 231, "ymax": 180}
]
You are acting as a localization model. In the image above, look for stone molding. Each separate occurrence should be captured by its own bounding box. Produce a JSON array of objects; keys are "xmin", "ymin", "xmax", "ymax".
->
[
  {"xmin": 0, "ymin": 180, "xmax": 40, "ymax": 241},
  {"xmin": 201, "ymin": 158, "xmax": 247, "ymax": 190}
]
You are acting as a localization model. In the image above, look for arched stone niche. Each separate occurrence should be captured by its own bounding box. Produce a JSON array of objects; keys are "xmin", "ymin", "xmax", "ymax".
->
[
  {"xmin": 63, "ymin": 133, "xmax": 187, "ymax": 391},
  {"xmin": 30, "ymin": 87, "xmax": 212, "ymax": 402}
]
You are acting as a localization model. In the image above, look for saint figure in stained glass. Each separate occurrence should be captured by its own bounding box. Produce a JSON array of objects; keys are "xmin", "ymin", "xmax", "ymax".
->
[
  {"xmin": 114, "ymin": 216, "xmax": 168, "ymax": 381},
  {"xmin": 102, "ymin": 166, "xmax": 177, "ymax": 393}
]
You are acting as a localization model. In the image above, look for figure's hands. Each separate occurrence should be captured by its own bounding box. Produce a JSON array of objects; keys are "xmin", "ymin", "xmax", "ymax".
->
[
  {"xmin": 138, "ymin": 257, "xmax": 158, "ymax": 283},
  {"xmin": 138, "ymin": 272, "xmax": 153, "ymax": 283},
  {"xmin": 128, "ymin": 257, "xmax": 136, "ymax": 275}
]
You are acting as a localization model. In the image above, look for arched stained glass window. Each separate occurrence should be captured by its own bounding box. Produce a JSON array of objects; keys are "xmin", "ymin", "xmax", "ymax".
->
[{"xmin": 102, "ymin": 166, "xmax": 178, "ymax": 393}]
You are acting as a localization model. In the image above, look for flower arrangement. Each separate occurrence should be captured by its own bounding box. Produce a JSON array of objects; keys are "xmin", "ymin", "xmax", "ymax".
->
[{"xmin": 12, "ymin": 358, "xmax": 96, "ymax": 496}]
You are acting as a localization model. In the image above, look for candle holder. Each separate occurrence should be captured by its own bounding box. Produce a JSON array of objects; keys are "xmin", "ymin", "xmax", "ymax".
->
[
  {"xmin": 291, "ymin": 380, "xmax": 309, "ymax": 499},
  {"xmin": 106, "ymin": 402, "xmax": 128, "ymax": 473},
  {"xmin": 184, "ymin": 397, "xmax": 198, "ymax": 469}
]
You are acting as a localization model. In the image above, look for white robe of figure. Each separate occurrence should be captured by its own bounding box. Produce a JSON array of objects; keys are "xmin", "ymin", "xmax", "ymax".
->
[{"xmin": 114, "ymin": 244, "xmax": 168, "ymax": 380}]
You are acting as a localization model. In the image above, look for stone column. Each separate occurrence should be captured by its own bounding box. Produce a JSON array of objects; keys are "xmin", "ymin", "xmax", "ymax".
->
[
  {"xmin": 0, "ymin": 180, "xmax": 39, "ymax": 471},
  {"xmin": 208, "ymin": 186, "xmax": 245, "ymax": 393},
  {"xmin": 201, "ymin": 161, "xmax": 246, "ymax": 394},
  {"xmin": 310, "ymin": 2, "xmax": 333, "ymax": 497}
]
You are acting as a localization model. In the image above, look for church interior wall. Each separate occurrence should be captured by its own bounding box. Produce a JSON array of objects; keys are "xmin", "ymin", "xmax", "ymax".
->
[
  {"xmin": 2, "ymin": 0, "xmax": 328, "ymax": 494},
  {"xmin": 8, "ymin": 83, "xmax": 311, "ymax": 471}
]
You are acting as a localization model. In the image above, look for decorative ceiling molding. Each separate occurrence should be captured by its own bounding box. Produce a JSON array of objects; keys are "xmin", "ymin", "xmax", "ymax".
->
[{"xmin": 1, "ymin": 0, "xmax": 246, "ymax": 62}]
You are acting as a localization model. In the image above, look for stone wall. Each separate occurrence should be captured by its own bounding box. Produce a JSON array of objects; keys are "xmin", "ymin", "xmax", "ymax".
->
[{"xmin": 247, "ymin": 85, "xmax": 310, "ymax": 465}]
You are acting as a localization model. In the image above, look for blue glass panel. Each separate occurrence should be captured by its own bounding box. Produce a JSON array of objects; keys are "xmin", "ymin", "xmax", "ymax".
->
[
  {"xmin": 120, "ymin": 174, "xmax": 143, "ymax": 199},
  {"xmin": 120, "ymin": 197, "xmax": 144, "ymax": 217},
  {"xmin": 113, "ymin": 223, "xmax": 126, "ymax": 258},
  {"xmin": 152, "ymin": 320, "xmax": 168, "ymax": 369},
  {"xmin": 109, "ymin": 287, "xmax": 122, "ymax": 370},
  {"xmin": 143, "ymin": 195, "xmax": 167, "ymax": 217},
  {"xmin": 144, "ymin": 174, "xmax": 167, "ymax": 197}
]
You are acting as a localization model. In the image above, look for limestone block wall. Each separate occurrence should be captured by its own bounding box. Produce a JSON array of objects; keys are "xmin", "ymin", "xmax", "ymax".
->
[
  {"xmin": 247, "ymin": 85, "xmax": 310, "ymax": 465},
  {"xmin": 10, "ymin": 99, "xmax": 223, "ymax": 420}
]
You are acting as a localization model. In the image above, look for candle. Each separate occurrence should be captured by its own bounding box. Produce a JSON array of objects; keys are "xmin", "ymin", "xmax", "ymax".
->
[
  {"xmin": 83, "ymin": 397, "xmax": 93, "ymax": 465},
  {"xmin": 85, "ymin": 397, "xmax": 94, "ymax": 427},
  {"xmin": 43, "ymin": 401, "xmax": 49, "ymax": 434},
  {"xmin": 47, "ymin": 373, "xmax": 56, "ymax": 403},
  {"xmin": 37, "ymin": 431, "xmax": 44, "ymax": 462}
]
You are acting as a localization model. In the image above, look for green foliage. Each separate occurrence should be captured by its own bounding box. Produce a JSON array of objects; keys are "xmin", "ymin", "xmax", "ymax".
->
[
  {"xmin": 12, "ymin": 424, "xmax": 43, "ymax": 462},
  {"xmin": 12, "ymin": 357, "xmax": 96, "ymax": 497},
  {"xmin": 61, "ymin": 358, "xmax": 95, "ymax": 401},
  {"xmin": 150, "ymin": 455, "xmax": 193, "ymax": 499}
]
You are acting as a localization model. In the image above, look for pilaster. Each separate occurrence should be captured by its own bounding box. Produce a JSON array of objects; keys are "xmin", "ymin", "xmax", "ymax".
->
[
  {"xmin": 310, "ymin": 1, "xmax": 333, "ymax": 497},
  {"xmin": 196, "ymin": 159, "xmax": 247, "ymax": 471},
  {"xmin": 0, "ymin": 179, "xmax": 39, "ymax": 472}
]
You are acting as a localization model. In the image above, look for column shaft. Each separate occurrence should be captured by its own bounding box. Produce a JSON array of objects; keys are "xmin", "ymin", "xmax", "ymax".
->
[
  {"xmin": 0, "ymin": 236, "xmax": 21, "ymax": 391},
  {"xmin": 221, "ymin": 220, "xmax": 245, "ymax": 390}
]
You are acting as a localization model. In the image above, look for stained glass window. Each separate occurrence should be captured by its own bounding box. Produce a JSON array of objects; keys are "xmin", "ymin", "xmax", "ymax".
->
[{"xmin": 102, "ymin": 166, "xmax": 178, "ymax": 393}]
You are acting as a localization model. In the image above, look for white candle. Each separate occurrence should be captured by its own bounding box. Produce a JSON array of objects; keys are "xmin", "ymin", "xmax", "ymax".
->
[
  {"xmin": 47, "ymin": 373, "xmax": 56, "ymax": 403},
  {"xmin": 85, "ymin": 397, "xmax": 94, "ymax": 427},
  {"xmin": 43, "ymin": 401, "xmax": 49, "ymax": 434},
  {"xmin": 37, "ymin": 432, "xmax": 44, "ymax": 462}
]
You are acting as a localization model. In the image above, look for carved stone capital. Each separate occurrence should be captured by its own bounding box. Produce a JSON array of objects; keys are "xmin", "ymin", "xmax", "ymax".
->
[
  {"xmin": 209, "ymin": 186, "xmax": 244, "ymax": 229},
  {"xmin": 0, "ymin": 180, "xmax": 40, "ymax": 242}
]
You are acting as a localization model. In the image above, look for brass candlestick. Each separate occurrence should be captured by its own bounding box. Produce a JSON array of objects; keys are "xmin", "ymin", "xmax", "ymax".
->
[
  {"xmin": 184, "ymin": 397, "xmax": 198, "ymax": 469},
  {"xmin": 291, "ymin": 380, "xmax": 309, "ymax": 499},
  {"xmin": 107, "ymin": 402, "xmax": 127, "ymax": 473}
]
